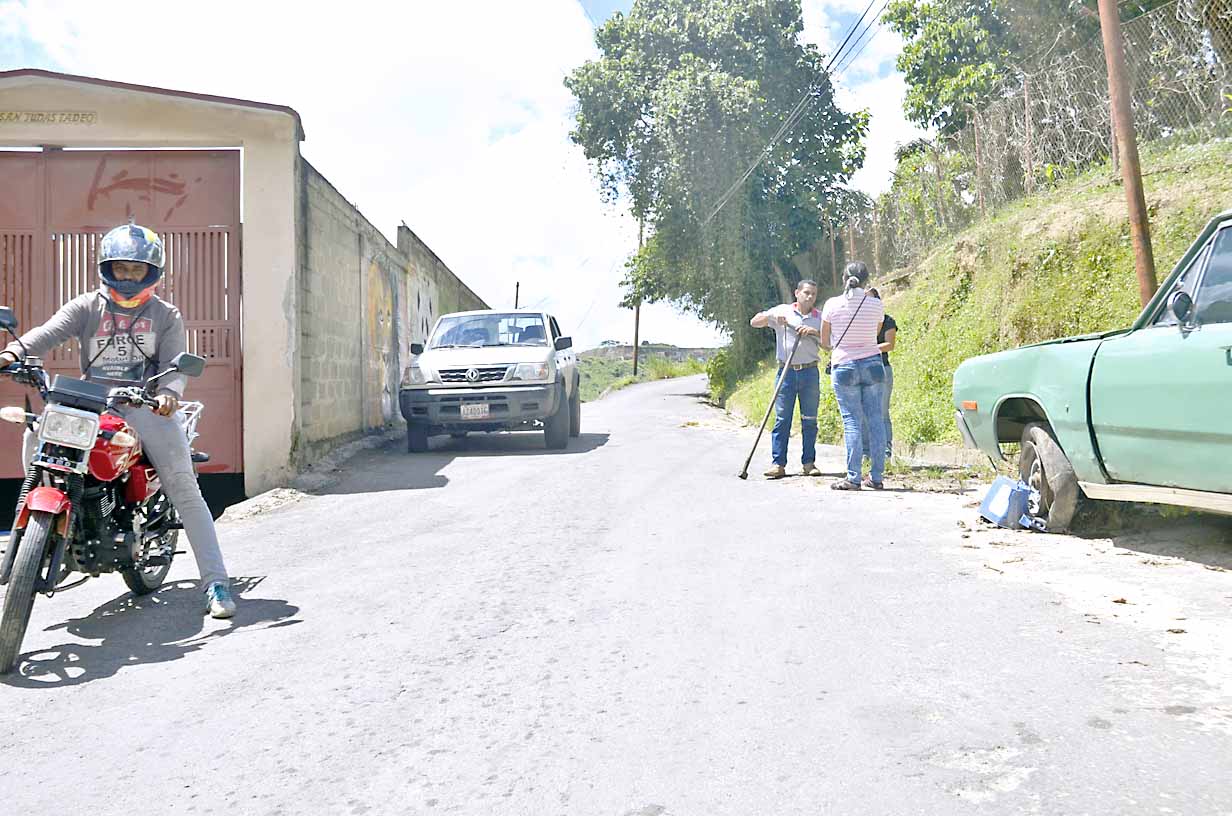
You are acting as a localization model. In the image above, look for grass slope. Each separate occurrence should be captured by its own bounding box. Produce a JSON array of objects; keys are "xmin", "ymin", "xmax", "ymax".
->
[
  {"xmin": 728, "ymin": 137, "xmax": 1232, "ymax": 446},
  {"xmin": 580, "ymin": 354, "xmax": 705, "ymax": 402}
]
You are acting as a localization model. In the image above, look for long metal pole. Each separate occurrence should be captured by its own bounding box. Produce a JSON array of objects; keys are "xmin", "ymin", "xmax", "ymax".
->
[
  {"xmin": 514, "ymin": 281, "xmax": 520, "ymax": 309},
  {"xmin": 1098, "ymin": 0, "xmax": 1157, "ymax": 307}
]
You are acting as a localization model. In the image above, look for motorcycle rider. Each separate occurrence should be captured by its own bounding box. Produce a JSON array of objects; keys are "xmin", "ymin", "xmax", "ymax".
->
[{"xmin": 0, "ymin": 222, "xmax": 236, "ymax": 618}]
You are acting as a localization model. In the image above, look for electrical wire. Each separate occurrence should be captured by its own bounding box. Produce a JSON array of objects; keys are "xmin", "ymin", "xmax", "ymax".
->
[{"xmin": 699, "ymin": 0, "xmax": 886, "ymax": 227}]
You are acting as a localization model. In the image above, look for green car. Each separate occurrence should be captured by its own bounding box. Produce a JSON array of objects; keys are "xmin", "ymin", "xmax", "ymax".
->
[{"xmin": 953, "ymin": 211, "xmax": 1232, "ymax": 531}]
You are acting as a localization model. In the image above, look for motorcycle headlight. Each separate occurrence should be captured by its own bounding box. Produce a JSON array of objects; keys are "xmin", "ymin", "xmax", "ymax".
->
[
  {"xmin": 511, "ymin": 362, "xmax": 551, "ymax": 382},
  {"xmin": 39, "ymin": 407, "xmax": 100, "ymax": 450}
]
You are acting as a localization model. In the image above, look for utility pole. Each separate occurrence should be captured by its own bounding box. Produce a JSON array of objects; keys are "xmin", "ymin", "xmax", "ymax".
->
[
  {"xmin": 1098, "ymin": 0, "xmax": 1157, "ymax": 307},
  {"xmin": 514, "ymin": 281, "xmax": 520, "ymax": 309},
  {"xmin": 827, "ymin": 213, "xmax": 837, "ymax": 289},
  {"xmin": 632, "ymin": 218, "xmax": 643, "ymax": 377}
]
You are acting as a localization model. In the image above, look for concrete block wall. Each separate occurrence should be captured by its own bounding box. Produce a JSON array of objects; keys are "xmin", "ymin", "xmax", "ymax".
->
[{"xmin": 295, "ymin": 159, "xmax": 486, "ymax": 466}]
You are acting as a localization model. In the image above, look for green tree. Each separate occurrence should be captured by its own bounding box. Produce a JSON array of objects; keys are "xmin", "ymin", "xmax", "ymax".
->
[
  {"xmin": 565, "ymin": 0, "xmax": 867, "ymax": 369},
  {"xmin": 884, "ymin": 0, "xmax": 1173, "ymax": 135}
]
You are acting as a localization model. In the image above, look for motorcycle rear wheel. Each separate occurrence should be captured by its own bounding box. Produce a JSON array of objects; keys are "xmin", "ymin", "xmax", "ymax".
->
[
  {"xmin": 122, "ymin": 530, "xmax": 177, "ymax": 596},
  {"xmin": 0, "ymin": 511, "xmax": 53, "ymax": 674}
]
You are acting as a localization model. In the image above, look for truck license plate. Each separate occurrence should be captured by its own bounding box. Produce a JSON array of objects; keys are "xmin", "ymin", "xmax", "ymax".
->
[{"xmin": 461, "ymin": 403, "xmax": 489, "ymax": 419}]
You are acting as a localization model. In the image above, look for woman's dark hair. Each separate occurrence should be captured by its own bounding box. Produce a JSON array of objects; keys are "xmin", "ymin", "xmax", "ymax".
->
[
  {"xmin": 844, "ymin": 261, "xmax": 869, "ymax": 290},
  {"xmin": 867, "ymin": 287, "xmax": 881, "ymax": 299}
]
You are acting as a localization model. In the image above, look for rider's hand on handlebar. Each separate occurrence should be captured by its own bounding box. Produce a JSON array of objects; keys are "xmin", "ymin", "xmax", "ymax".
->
[
  {"xmin": 154, "ymin": 394, "xmax": 179, "ymax": 417},
  {"xmin": 0, "ymin": 350, "xmax": 18, "ymax": 368}
]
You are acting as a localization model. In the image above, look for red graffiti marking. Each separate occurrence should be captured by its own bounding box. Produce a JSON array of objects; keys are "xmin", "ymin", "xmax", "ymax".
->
[{"xmin": 87, "ymin": 157, "xmax": 204, "ymax": 221}]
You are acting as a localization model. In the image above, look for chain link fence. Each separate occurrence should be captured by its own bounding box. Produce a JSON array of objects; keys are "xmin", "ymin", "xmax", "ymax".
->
[{"xmin": 861, "ymin": 0, "xmax": 1232, "ymax": 275}]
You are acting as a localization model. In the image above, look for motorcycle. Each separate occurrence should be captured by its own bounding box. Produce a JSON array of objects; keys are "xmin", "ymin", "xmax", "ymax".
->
[{"xmin": 0, "ymin": 306, "xmax": 208, "ymax": 674}]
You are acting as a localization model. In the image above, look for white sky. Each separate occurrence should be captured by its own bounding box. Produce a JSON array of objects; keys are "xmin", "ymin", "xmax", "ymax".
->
[{"xmin": 2, "ymin": 0, "xmax": 922, "ymax": 350}]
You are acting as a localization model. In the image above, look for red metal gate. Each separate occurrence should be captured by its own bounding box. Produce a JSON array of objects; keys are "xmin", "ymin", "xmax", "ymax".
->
[{"xmin": 0, "ymin": 150, "xmax": 242, "ymax": 478}]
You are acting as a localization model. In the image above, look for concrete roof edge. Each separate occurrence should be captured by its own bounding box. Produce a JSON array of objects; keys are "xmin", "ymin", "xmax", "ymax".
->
[{"xmin": 0, "ymin": 68, "xmax": 306, "ymax": 141}]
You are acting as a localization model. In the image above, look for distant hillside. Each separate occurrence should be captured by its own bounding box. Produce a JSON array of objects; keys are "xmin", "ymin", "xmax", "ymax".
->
[{"xmin": 580, "ymin": 343, "xmax": 719, "ymax": 364}]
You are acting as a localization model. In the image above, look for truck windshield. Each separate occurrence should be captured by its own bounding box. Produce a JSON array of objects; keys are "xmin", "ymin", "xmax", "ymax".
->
[{"xmin": 430, "ymin": 314, "xmax": 549, "ymax": 349}]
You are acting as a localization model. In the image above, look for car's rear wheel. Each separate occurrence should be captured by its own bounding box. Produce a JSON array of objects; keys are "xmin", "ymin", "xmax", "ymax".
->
[
  {"xmin": 407, "ymin": 423, "xmax": 429, "ymax": 453},
  {"xmin": 1019, "ymin": 422, "xmax": 1083, "ymax": 532}
]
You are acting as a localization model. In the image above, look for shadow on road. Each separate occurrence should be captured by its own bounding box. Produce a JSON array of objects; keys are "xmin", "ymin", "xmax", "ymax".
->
[
  {"xmin": 1, "ymin": 576, "xmax": 301, "ymax": 688},
  {"xmin": 317, "ymin": 431, "xmax": 611, "ymax": 495},
  {"xmin": 1071, "ymin": 507, "xmax": 1232, "ymax": 571}
]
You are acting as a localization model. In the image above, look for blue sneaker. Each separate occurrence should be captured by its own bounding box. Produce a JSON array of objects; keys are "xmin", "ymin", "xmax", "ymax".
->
[{"xmin": 204, "ymin": 581, "xmax": 236, "ymax": 619}]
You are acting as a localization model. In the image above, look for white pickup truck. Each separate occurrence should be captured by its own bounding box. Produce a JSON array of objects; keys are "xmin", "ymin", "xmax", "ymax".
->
[{"xmin": 398, "ymin": 310, "xmax": 581, "ymax": 452}]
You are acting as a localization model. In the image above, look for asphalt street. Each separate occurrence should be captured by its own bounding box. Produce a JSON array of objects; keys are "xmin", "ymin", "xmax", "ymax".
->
[{"xmin": 2, "ymin": 374, "xmax": 1231, "ymax": 815}]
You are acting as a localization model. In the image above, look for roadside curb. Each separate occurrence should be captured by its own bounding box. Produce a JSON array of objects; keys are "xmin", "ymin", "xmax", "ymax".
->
[{"xmin": 219, "ymin": 424, "xmax": 405, "ymax": 522}]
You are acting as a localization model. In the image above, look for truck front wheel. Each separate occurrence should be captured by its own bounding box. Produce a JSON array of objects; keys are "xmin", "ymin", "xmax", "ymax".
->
[
  {"xmin": 407, "ymin": 423, "xmax": 430, "ymax": 453},
  {"xmin": 544, "ymin": 387, "xmax": 569, "ymax": 450}
]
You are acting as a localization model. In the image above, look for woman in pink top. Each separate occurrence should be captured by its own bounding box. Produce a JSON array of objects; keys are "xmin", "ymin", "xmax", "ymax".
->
[{"xmin": 821, "ymin": 262, "xmax": 887, "ymax": 490}]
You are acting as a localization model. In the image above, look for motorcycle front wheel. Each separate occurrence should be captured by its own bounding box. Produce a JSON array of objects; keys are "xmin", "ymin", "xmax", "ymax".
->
[{"xmin": 0, "ymin": 511, "xmax": 54, "ymax": 674}]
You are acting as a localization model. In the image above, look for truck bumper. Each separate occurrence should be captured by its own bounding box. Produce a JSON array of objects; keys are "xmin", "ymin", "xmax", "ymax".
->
[{"xmin": 399, "ymin": 383, "xmax": 559, "ymax": 432}]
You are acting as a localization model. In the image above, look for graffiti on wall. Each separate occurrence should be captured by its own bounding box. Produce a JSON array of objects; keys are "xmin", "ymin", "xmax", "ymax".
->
[{"xmin": 366, "ymin": 257, "xmax": 399, "ymax": 428}]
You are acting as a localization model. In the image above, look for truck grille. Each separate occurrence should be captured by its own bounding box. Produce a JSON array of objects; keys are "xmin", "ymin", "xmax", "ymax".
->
[{"xmin": 438, "ymin": 366, "xmax": 511, "ymax": 384}]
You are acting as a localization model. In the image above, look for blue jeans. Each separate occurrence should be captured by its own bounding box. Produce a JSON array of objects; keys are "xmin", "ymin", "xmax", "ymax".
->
[
  {"xmin": 770, "ymin": 365, "xmax": 820, "ymax": 467},
  {"xmin": 832, "ymin": 356, "xmax": 887, "ymax": 484},
  {"xmin": 861, "ymin": 362, "xmax": 893, "ymax": 458}
]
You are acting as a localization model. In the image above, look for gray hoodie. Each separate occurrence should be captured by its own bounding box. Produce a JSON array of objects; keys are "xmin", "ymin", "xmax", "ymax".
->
[{"xmin": 4, "ymin": 290, "xmax": 188, "ymax": 397}]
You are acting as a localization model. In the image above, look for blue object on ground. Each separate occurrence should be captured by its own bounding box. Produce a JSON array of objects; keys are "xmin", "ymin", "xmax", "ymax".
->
[{"xmin": 979, "ymin": 476, "xmax": 1035, "ymax": 529}]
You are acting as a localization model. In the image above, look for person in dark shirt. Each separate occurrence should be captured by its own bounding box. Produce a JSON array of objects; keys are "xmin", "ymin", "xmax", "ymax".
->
[{"xmin": 861, "ymin": 288, "xmax": 897, "ymax": 461}]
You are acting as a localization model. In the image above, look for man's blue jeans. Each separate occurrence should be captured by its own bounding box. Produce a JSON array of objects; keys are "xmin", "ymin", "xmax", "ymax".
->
[
  {"xmin": 831, "ymin": 356, "xmax": 887, "ymax": 484},
  {"xmin": 861, "ymin": 362, "xmax": 894, "ymax": 459},
  {"xmin": 771, "ymin": 364, "xmax": 820, "ymax": 467}
]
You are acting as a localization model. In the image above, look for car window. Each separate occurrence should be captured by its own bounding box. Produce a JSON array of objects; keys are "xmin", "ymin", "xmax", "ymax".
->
[
  {"xmin": 429, "ymin": 313, "xmax": 549, "ymax": 348},
  {"xmin": 549, "ymin": 317, "xmax": 562, "ymax": 340},
  {"xmin": 1154, "ymin": 241, "xmax": 1210, "ymax": 326},
  {"xmin": 1194, "ymin": 228, "xmax": 1232, "ymax": 325}
]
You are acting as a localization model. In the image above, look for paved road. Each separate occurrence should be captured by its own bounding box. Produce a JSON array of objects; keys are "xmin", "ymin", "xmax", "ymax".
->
[{"xmin": 2, "ymin": 375, "xmax": 1231, "ymax": 815}]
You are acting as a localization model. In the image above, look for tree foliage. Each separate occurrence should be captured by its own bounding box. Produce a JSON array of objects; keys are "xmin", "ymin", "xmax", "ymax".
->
[
  {"xmin": 885, "ymin": 0, "xmax": 1174, "ymax": 135},
  {"xmin": 565, "ymin": 0, "xmax": 868, "ymax": 364}
]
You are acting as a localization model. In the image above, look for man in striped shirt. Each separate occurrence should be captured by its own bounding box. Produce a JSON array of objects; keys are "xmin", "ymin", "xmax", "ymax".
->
[{"xmin": 750, "ymin": 280, "xmax": 823, "ymax": 479}]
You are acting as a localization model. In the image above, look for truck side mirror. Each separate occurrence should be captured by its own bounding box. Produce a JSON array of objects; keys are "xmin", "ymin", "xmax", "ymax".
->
[
  {"xmin": 171, "ymin": 352, "xmax": 206, "ymax": 378},
  {"xmin": 1169, "ymin": 290, "xmax": 1194, "ymax": 324},
  {"xmin": 411, "ymin": 343, "xmax": 425, "ymax": 355},
  {"xmin": 0, "ymin": 307, "xmax": 18, "ymax": 332},
  {"xmin": 554, "ymin": 336, "xmax": 573, "ymax": 351}
]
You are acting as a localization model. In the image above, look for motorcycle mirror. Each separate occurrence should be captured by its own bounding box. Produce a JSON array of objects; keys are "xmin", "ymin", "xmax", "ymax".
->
[
  {"xmin": 171, "ymin": 352, "xmax": 206, "ymax": 378},
  {"xmin": 411, "ymin": 343, "xmax": 424, "ymax": 355},
  {"xmin": 0, "ymin": 307, "xmax": 18, "ymax": 332}
]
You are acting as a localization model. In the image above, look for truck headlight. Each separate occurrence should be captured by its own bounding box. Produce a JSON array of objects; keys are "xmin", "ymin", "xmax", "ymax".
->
[
  {"xmin": 402, "ymin": 364, "xmax": 434, "ymax": 386},
  {"xmin": 39, "ymin": 407, "xmax": 100, "ymax": 450},
  {"xmin": 511, "ymin": 362, "xmax": 551, "ymax": 382}
]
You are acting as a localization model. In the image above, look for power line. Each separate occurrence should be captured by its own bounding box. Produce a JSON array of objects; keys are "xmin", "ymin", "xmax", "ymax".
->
[
  {"xmin": 835, "ymin": 0, "xmax": 893, "ymax": 77},
  {"xmin": 699, "ymin": 0, "xmax": 885, "ymax": 227}
]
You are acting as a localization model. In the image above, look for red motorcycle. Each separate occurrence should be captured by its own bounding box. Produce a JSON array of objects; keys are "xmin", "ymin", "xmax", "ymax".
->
[{"xmin": 0, "ymin": 306, "xmax": 208, "ymax": 674}]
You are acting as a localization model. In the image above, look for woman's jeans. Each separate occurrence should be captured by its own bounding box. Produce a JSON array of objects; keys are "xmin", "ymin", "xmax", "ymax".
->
[
  {"xmin": 831, "ymin": 356, "xmax": 887, "ymax": 484},
  {"xmin": 771, "ymin": 365, "xmax": 820, "ymax": 467},
  {"xmin": 861, "ymin": 362, "xmax": 893, "ymax": 459}
]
